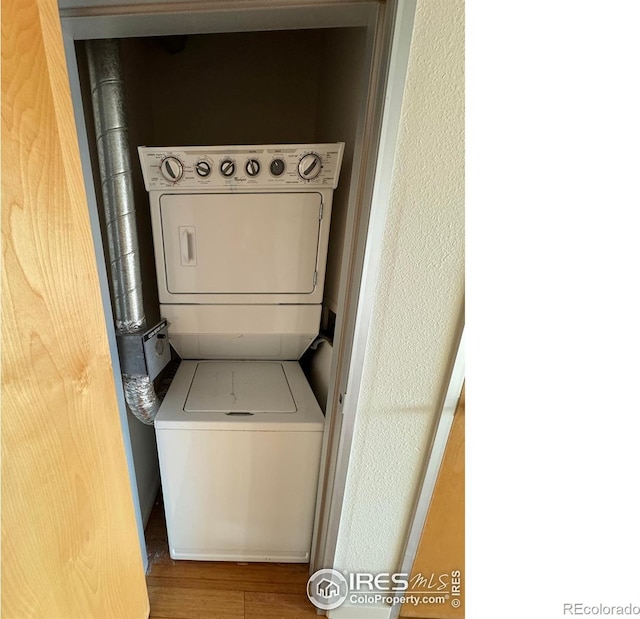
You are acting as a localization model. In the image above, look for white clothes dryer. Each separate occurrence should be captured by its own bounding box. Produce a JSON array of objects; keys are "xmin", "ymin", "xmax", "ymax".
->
[{"xmin": 138, "ymin": 144, "xmax": 344, "ymax": 562}]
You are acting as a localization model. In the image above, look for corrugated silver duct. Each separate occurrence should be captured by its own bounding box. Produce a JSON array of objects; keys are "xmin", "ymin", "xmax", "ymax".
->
[{"xmin": 87, "ymin": 39, "xmax": 160, "ymax": 425}]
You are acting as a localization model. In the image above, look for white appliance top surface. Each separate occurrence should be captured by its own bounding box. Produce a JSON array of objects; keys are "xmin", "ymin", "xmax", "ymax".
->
[
  {"xmin": 139, "ymin": 143, "xmax": 344, "ymax": 191},
  {"xmin": 155, "ymin": 361, "xmax": 324, "ymax": 431},
  {"xmin": 185, "ymin": 361, "xmax": 297, "ymax": 413}
]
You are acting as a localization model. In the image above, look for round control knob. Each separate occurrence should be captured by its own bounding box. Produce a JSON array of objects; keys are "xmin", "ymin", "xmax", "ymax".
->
[
  {"xmin": 298, "ymin": 153, "xmax": 322, "ymax": 180},
  {"xmin": 195, "ymin": 160, "xmax": 212, "ymax": 178},
  {"xmin": 270, "ymin": 158, "xmax": 286, "ymax": 176},
  {"xmin": 160, "ymin": 156, "xmax": 183, "ymax": 182},
  {"xmin": 245, "ymin": 159, "xmax": 261, "ymax": 177},
  {"xmin": 220, "ymin": 159, "xmax": 235, "ymax": 177}
]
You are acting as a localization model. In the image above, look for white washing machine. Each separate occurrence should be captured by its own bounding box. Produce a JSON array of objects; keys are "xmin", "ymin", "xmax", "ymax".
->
[{"xmin": 138, "ymin": 143, "xmax": 344, "ymax": 562}]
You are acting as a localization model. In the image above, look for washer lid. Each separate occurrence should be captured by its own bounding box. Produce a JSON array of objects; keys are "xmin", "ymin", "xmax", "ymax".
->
[{"xmin": 184, "ymin": 361, "xmax": 296, "ymax": 413}]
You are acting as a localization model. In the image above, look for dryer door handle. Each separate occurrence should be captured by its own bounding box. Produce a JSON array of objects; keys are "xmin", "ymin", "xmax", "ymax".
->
[{"xmin": 179, "ymin": 226, "xmax": 196, "ymax": 266}]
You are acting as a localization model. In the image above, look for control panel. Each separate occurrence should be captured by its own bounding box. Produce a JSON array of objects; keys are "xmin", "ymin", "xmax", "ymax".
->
[{"xmin": 138, "ymin": 143, "xmax": 345, "ymax": 191}]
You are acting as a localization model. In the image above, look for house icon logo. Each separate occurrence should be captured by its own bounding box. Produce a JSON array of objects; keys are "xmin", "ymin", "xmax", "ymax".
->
[
  {"xmin": 307, "ymin": 568, "xmax": 349, "ymax": 610},
  {"xmin": 318, "ymin": 578, "xmax": 340, "ymax": 598}
]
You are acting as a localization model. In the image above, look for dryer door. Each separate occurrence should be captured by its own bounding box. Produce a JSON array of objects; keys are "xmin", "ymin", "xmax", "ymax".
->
[{"xmin": 159, "ymin": 192, "xmax": 322, "ymax": 295}]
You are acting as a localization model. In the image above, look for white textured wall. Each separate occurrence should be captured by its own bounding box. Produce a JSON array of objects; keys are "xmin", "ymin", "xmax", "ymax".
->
[{"xmin": 333, "ymin": 0, "xmax": 464, "ymax": 576}]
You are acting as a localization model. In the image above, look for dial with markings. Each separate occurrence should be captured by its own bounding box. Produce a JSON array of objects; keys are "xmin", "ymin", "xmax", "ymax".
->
[
  {"xmin": 160, "ymin": 156, "xmax": 184, "ymax": 182},
  {"xmin": 245, "ymin": 159, "xmax": 261, "ymax": 177},
  {"xmin": 195, "ymin": 160, "xmax": 212, "ymax": 178},
  {"xmin": 298, "ymin": 153, "xmax": 322, "ymax": 180},
  {"xmin": 220, "ymin": 159, "xmax": 235, "ymax": 177}
]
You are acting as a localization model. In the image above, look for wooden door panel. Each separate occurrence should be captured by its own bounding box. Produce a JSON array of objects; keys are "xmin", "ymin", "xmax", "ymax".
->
[
  {"xmin": 1, "ymin": 0, "xmax": 149, "ymax": 616},
  {"xmin": 401, "ymin": 387, "xmax": 465, "ymax": 619}
]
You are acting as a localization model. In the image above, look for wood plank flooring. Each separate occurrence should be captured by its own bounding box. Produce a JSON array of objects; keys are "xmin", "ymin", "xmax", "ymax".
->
[{"xmin": 145, "ymin": 494, "xmax": 319, "ymax": 618}]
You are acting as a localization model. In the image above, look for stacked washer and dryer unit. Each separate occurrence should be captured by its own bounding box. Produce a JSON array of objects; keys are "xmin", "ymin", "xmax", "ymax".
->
[{"xmin": 138, "ymin": 144, "xmax": 344, "ymax": 562}]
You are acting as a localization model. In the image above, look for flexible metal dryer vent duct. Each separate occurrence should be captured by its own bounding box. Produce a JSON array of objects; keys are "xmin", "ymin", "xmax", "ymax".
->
[{"xmin": 87, "ymin": 39, "xmax": 160, "ymax": 425}]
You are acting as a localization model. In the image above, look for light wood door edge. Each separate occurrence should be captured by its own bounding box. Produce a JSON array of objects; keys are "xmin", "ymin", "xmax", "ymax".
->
[
  {"xmin": 400, "ymin": 384, "xmax": 465, "ymax": 619},
  {"xmin": 2, "ymin": 0, "xmax": 149, "ymax": 615}
]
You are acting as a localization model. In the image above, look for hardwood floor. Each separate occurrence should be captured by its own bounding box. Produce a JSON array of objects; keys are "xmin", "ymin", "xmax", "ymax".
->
[{"xmin": 144, "ymin": 494, "xmax": 319, "ymax": 618}]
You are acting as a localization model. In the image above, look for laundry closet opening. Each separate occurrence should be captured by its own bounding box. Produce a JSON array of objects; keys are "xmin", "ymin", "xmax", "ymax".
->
[
  {"xmin": 76, "ymin": 26, "xmax": 368, "ymax": 326},
  {"xmin": 70, "ymin": 18, "xmax": 378, "ymax": 571}
]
